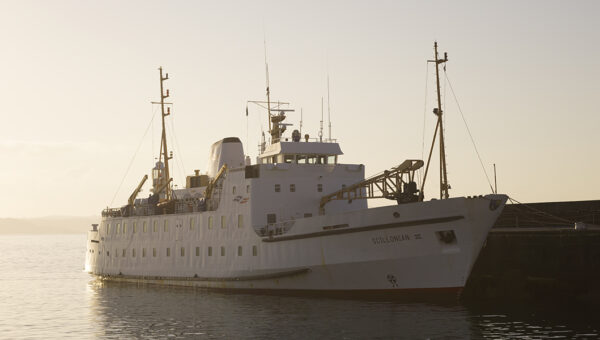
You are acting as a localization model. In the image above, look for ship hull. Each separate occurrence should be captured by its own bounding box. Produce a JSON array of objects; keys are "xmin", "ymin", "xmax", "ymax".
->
[{"xmin": 86, "ymin": 194, "xmax": 507, "ymax": 295}]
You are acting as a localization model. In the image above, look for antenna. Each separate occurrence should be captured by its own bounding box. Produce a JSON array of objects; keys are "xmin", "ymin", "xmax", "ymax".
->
[
  {"xmin": 319, "ymin": 97, "xmax": 324, "ymax": 142},
  {"xmin": 327, "ymin": 73, "xmax": 332, "ymax": 142},
  {"xmin": 494, "ymin": 163, "xmax": 498, "ymax": 194},
  {"xmin": 300, "ymin": 108, "xmax": 303, "ymax": 136},
  {"xmin": 264, "ymin": 34, "xmax": 272, "ymax": 140}
]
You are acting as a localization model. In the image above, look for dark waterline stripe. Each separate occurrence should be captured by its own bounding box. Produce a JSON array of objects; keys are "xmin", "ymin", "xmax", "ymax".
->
[
  {"xmin": 262, "ymin": 215, "xmax": 464, "ymax": 243},
  {"xmin": 100, "ymin": 267, "xmax": 310, "ymax": 282}
]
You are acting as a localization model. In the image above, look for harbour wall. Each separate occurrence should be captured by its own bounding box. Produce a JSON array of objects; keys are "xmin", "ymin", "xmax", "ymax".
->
[{"xmin": 463, "ymin": 200, "xmax": 600, "ymax": 302}]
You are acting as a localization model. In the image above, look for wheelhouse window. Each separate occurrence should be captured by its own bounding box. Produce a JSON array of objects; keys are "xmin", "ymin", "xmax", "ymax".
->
[
  {"xmin": 166, "ymin": 248, "xmax": 171, "ymax": 257},
  {"xmin": 181, "ymin": 247, "xmax": 185, "ymax": 257},
  {"xmin": 220, "ymin": 246, "xmax": 225, "ymax": 256},
  {"xmin": 290, "ymin": 184, "xmax": 296, "ymax": 192},
  {"xmin": 238, "ymin": 215, "xmax": 243, "ymax": 228},
  {"xmin": 123, "ymin": 223, "xmax": 127, "ymax": 234},
  {"xmin": 196, "ymin": 247, "xmax": 200, "ymax": 256},
  {"xmin": 238, "ymin": 246, "xmax": 243, "ymax": 256},
  {"xmin": 143, "ymin": 221, "xmax": 147, "ymax": 233},
  {"xmin": 208, "ymin": 216, "xmax": 213, "ymax": 229},
  {"xmin": 274, "ymin": 184, "xmax": 281, "ymax": 192},
  {"xmin": 189, "ymin": 218, "xmax": 195, "ymax": 231},
  {"xmin": 163, "ymin": 220, "xmax": 169, "ymax": 232},
  {"xmin": 208, "ymin": 247, "xmax": 212, "ymax": 256},
  {"xmin": 221, "ymin": 216, "xmax": 226, "ymax": 229}
]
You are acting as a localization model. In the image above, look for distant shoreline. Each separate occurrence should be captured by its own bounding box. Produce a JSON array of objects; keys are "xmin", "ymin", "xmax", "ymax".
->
[{"xmin": 0, "ymin": 216, "xmax": 100, "ymax": 234}]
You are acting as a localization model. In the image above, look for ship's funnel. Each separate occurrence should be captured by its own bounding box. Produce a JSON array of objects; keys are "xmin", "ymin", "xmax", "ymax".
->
[{"xmin": 207, "ymin": 137, "xmax": 244, "ymax": 178}]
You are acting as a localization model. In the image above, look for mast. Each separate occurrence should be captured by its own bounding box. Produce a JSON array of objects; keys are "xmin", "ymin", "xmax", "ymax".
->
[
  {"xmin": 158, "ymin": 67, "xmax": 172, "ymax": 201},
  {"xmin": 422, "ymin": 42, "xmax": 450, "ymax": 200},
  {"xmin": 433, "ymin": 42, "xmax": 450, "ymax": 199}
]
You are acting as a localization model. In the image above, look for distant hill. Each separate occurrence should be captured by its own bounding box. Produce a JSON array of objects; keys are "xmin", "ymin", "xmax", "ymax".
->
[{"xmin": 0, "ymin": 216, "xmax": 100, "ymax": 234}]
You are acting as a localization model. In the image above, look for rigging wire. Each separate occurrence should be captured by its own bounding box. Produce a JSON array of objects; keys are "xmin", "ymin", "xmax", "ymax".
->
[
  {"xmin": 420, "ymin": 62, "xmax": 429, "ymax": 162},
  {"xmin": 168, "ymin": 104, "xmax": 187, "ymax": 186},
  {"xmin": 444, "ymin": 70, "xmax": 495, "ymax": 194},
  {"xmin": 109, "ymin": 108, "xmax": 158, "ymax": 207}
]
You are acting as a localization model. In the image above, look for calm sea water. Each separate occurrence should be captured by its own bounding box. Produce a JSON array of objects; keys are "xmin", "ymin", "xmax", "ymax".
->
[{"xmin": 0, "ymin": 234, "xmax": 599, "ymax": 339}]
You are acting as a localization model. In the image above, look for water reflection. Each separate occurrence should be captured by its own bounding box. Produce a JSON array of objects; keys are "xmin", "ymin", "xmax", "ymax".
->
[{"xmin": 86, "ymin": 279, "xmax": 477, "ymax": 339}]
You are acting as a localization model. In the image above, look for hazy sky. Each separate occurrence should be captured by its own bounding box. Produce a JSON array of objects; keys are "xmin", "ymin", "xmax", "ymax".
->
[{"xmin": 1, "ymin": 0, "xmax": 598, "ymax": 218}]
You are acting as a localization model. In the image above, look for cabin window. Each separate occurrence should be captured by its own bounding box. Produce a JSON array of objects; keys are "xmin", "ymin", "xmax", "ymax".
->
[
  {"xmin": 297, "ymin": 155, "xmax": 306, "ymax": 164},
  {"xmin": 106, "ymin": 224, "xmax": 110, "ymax": 234},
  {"xmin": 122, "ymin": 249, "xmax": 126, "ymax": 257},
  {"xmin": 232, "ymin": 186, "xmax": 236, "ymax": 194},
  {"xmin": 272, "ymin": 156, "xmax": 277, "ymax": 164},
  {"xmin": 208, "ymin": 216, "xmax": 213, "ymax": 229},
  {"xmin": 153, "ymin": 248, "xmax": 156, "ymax": 257},
  {"xmin": 274, "ymin": 184, "xmax": 280, "ymax": 192},
  {"xmin": 284, "ymin": 155, "xmax": 295, "ymax": 163},
  {"xmin": 196, "ymin": 247, "xmax": 200, "ymax": 256},
  {"xmin": 143, "ymin": 221, "xmax": 147, "ymax": 233},
  {"xmin": 133, "ymin": 222, "xmax": 137, "ymax": 233},
  {"xmin": 164, "ymin": 220, "xmax": 169, "ymax": 232},
  {"xmin": 221, "ymin": 216, "xmax": 226, "ymax": 228},
  {"xmin": 238, "ymin": 215, "xmax": 243, "ymax": 228},
  {"xmin": 181, "ymin": 247, "xmax": 185, "ymax": 257},
  {"xmin": 153, "ymin": 221, "xmax": 158, "ymax": 232},
  {"xmin": 304, "ymin": 213, "xmax": 312, "ymax": 218},
  {"xmin": 116, "ymin": 223, "xmax": 121, "ymax": 234},
  {"xmin": 166, "ymin": 248, "xmax": 171, "ymax": 257},
  {"xmin": 317, "ymin": 184, "xmax": 323, "ymax": 192},
  {"xmin": 328, "ymin": 155, "xmax": 336, "ymax": 164},
  {"xmin": 189, "ymin": 218, "xmax": 195, "ymax": 231},
  {"xmin": 123, "ymin": 223, "xmax": 127, "ymax": 234},
  {"xmin": 132, "ymin": 249, "xmax": 136, "ymax": 257},
  {"xmin": 238, "ymin": 246, "xmax": 243, "ymax": 256},
  {"xmin": 267, "ymin": 213, "xmax": 276, "ymax": 224},
  {"xmin": 307, "ymin": 156, "xmax": 316, "ymax": 164},
  {"xmin": 253, "ymin": 245, "xmax": 258, "ymax": 256},
  {"xmin": 208, "ymin": 247, "xmax": 212, "ymax": 256},
  {"xmin": 246, "ymin": 184, "xmax": 250, "ymax": 193},
  {"xmin": 290, "ymin": 184, "xmax": 296, "ymax": 192},
  {"xmin": 221, "ymin": 246, "xmax": 225, "ymax": 256},
  {"xmin": 142, "ymin": 248, "xmax": 146, "ymax": 257}
]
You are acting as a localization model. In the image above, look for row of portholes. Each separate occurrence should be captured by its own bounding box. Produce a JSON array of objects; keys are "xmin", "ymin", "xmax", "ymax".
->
[
  {"xmin": 99, "ymin": 245, "xmax": 258, "ymax": 258},
  {"xmin": 104, "ymin": 215, "xmax": 245, "ymax": 236}
]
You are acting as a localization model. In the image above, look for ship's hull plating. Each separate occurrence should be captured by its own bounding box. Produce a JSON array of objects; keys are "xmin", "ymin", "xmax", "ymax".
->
[{"xmin": 85, "ymin": 195, "xmax": 507, "ymax": 294}]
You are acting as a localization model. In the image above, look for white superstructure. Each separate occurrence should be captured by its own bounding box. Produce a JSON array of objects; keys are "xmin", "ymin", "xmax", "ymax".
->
[{"xmin": 85, "ymin": 44, "xmax": 507, "ymax": 296}]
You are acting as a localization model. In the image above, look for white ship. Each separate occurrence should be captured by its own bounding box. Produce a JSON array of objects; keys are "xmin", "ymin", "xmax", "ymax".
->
[{"xmin": 85, "ymin": 43, "xmax": 507, "ymax": 296}]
